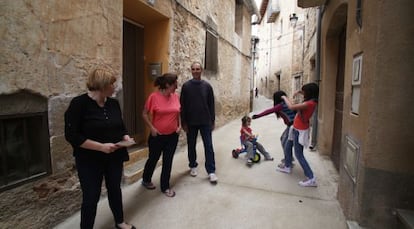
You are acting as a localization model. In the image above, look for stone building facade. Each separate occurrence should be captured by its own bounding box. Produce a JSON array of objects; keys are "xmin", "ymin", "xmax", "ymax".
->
[
  {"xmin": 252, "ymin": 0, "xmax": 318, "ymax": 99},
  {"xmin": 297, "ymin": 0, "xmax": 414, "ymax": 228},
  {"xmin": 255, "ymin": 0, "xmax": 414, "ymax": 228},
  {"xmin": 0, "ymin": 0, "xmax": 257, "ymax": 192}
]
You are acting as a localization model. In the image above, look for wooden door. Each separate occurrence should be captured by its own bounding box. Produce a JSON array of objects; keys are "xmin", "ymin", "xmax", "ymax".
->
[
  {"xmin": 331, "ymin": 26, "xmax": 346, "ymax": 170},
  {"xmin": 122, "ymin": 20, "xmax": 145, "ymax": 146}
]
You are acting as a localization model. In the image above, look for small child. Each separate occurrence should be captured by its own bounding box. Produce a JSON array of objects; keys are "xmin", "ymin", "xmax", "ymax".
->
[{"xmin": 240, "ymin": 115, "xmax": 274, "ymax": 166}]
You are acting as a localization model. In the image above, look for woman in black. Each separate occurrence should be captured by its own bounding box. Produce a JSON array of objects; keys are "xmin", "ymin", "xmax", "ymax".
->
[{"xmin": 65, "ymin": 66, "xmax": 135, "ymax": 229}]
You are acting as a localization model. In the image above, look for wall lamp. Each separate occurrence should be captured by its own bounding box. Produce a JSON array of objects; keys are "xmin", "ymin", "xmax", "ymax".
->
[{"xmin": 289, "ymin": 13, "xmax": 298, "ymax": 27}]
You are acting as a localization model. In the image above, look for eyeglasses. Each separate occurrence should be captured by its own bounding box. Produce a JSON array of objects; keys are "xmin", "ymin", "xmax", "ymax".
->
[{"xmin": 191, "ymin": 68, "xmax": 201, "ymax": 70}]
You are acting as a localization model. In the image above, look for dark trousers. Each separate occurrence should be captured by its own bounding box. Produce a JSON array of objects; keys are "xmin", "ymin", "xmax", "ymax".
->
[
  {"xmin": 76, "ymin": 156, "xmax": 124, "ymax": 229},
  {"xmin": 186, "ymin": 125, "xmax": 216, "ymax": 174},
  {"xmin": 143, "ymin": 133, "xmax": 179, "ymax": 192}
]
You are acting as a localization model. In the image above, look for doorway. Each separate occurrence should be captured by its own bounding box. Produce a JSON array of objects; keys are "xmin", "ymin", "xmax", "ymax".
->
[
  {"xmin": 122, "ymin": 20, "xmax": 145, "ymax": 146},
  {"xmin": 331, "ymin": 26, "xmax": 346, "ymax": 170}
]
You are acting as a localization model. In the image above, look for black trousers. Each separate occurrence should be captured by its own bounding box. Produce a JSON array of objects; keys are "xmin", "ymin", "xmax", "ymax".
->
[
  {"xmin": 142, "ymin": 133, "xmax": 179, "ymax": 192},
  {"xmin": 76, "ymin": 155, "xmax": 124, "ymax": 229}
]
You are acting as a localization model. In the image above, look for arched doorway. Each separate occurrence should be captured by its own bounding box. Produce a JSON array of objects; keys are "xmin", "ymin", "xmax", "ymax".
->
[{"xmin": 324, "ymin": 4, "xmax": 347, "ymax": 170}]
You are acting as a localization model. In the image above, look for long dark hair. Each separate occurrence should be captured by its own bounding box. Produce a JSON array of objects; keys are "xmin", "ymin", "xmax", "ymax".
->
[
  {"xmin": 302, "ymin": 83, "xmax": 319, "ymax": 101},
  {"xmin": 154, "ymin": 73, "xmax": 178, "ymax": 89},
  {"xmin": 273, "ymin": 90, "xmax": 287, "ymax": 106}
]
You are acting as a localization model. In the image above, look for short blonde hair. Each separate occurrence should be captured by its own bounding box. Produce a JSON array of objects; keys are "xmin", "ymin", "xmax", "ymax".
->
[{"xmin": 86, "ymin": 66, "xmax": 117, "ymax": 91}]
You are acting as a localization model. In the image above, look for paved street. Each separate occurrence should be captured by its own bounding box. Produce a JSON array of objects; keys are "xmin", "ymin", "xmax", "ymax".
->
[{"xmin": 56, "ymin": 95, "xmax": 347, "ymax": 229}]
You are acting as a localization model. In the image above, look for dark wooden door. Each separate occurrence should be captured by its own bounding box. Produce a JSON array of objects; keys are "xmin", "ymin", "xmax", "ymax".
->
[
  {"xmin": 331, "ymin": 26, "xmax": 346, "ymax": 170},
  {"xmin": 122, "ymin": 20, "xmax": 145, "ymax": 146}
]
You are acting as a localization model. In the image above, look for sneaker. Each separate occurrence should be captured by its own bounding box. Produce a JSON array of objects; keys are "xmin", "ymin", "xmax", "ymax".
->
[
  {"xmin": 190, "ymin": 167, "xmax": 198, "ymax": 177},
  {"xmin": 208, "ymin": 173, "xmax": 218, "ymax": 183},
  {"xmin": 278, "ymin": 162, "xmax": 295, "ymax": 168},
  {"xmin": 299, "ymin": 177, "xmax": 317, "ymax": 187},
  {"xmin": 246, "ymin": 159, "xmax": 253, "ymax": 167},
  {"xmin": 281, "ymin": 158, "xmax": 295, "ymax": 163},
  {"xmin": 276, "ymin": 166, "xmax": 291, "ymax": 174}
]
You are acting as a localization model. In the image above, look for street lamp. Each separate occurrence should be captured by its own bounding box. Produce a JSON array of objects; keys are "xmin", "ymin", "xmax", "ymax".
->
[{"xmin": 289, "ymin": 13, "xmax": 298, "ymax": 27}]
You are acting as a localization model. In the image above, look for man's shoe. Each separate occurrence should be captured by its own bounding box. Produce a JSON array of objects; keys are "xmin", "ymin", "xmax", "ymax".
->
[
  {"xmin": 276, "ymin": 166, "xmax": 291, "ymax": 174},
  {"xmin": 190, "ymin": 167, "xmax": 198, "ymax": 177},
  {"xmin": 208, "ymin": 173, "xmax": 218, "ymax": 183},
  {"xmin": 299, "ymin": 177, "xmax": 317, "ymax": 187}
]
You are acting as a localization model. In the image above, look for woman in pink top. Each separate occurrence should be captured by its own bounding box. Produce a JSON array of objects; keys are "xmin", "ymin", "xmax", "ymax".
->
[
  {"xmin": 276, "ymin": 83, "xmax": 319, "ymax": 187},
  {"xmin": 141, "ymin": 73, "xmax": 181, "ymax": 197}
]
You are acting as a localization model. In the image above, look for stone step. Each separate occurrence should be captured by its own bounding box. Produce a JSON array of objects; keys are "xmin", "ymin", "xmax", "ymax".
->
[
  {"xmin": 123, "ymin": 147, "xmax": 149, "ymax": 185},
  {"xmin": 124, "ymin": 147, "xmax": 148, "ymax": 167},
  {"xmin": 346, "ymin": 221, "xmax": 365, "ymax": 229},
  {"xmin": 396, "ymin": 209, "xmax": 414, "ymax": 229}
]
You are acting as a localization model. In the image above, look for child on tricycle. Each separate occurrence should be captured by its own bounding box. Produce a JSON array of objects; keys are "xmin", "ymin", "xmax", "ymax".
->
[{"xmin": 236, "ymin": 115, "xmax": 274, "ymax": 166}]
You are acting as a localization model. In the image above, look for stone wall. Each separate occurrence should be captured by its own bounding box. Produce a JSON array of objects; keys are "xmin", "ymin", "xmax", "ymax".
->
[
  {"xmin": 169, "ymin": 0, "xmax": 252, "ymax": 126},
  {"xmin": 1, "ymin": 0, "xmax": 254, "ymax": 180},
  {"xmin": 1, "ymin": 0, "xmax": 123, "ymax": 174}
]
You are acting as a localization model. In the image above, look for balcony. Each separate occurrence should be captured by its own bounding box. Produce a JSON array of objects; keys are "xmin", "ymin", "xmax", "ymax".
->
[
  {"xmin": 266, "ymin": 0, "xmax": 280, "ymax": 23},
  {"xmin": 298, "ymin": 0, "xmax": 326, "ymax": 8}
]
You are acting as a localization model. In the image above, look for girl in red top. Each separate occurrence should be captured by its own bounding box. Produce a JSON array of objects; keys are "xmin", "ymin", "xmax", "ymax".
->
[
  {"xmin": 276, "ymin": 83, "xmax": 319, "ymax": 187},
  {"xmin": 142, "ymin": 73, "xmax": 181, "ymax": 197}
]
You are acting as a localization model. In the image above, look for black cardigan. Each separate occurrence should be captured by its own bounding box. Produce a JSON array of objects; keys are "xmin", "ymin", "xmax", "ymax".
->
[{"xmin": 64, "ymin": 93, "xmax": 129, "ymax": 161}]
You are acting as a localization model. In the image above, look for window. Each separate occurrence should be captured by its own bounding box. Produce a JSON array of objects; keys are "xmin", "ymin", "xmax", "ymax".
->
[
  {"xmin": 293, "ymin": 74, "xmax": 302, "ymax": 103},
  {"xmin": 235, "ymin": 0, "xmax": 243, "ymax": 36},
  {"xmin": 205, "ymin": 29, "xmax": 218, "ymax": 72},
  {"xmin": 0, "ymin": 113, "xmax": 51, "ymax": 191},
  {"xmin": 351, "ymin": 54, "xmax": 362, "ymax": 115},
  {"xmin": 277, "ymin": 19, "xmax": 283, "ymax": 39}
]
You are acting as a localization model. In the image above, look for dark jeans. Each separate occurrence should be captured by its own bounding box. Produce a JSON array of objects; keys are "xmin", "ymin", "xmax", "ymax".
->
[
  {"xmin": 76, "ymin": 156, "xmax": 124, "ymax": 229},
  {"xmin": 280, "ymin": 125, "xmax": 292, "ymax": 160},
  {"xmin": 284, "ymin": 128, "xmax": 314, "ymax": 179},
  {"xmin": 143, "ymin": 133, "xmax": 179, "ymax": 192},
  {"xmin": 186, "ymin": 124, "xmax": 216, "ymax": 174}
]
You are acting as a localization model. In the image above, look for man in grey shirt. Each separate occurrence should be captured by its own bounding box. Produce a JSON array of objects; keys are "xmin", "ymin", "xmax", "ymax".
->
[{"xmin": 180, "ymin": 61, "xmax": 218, "ymax": 184}]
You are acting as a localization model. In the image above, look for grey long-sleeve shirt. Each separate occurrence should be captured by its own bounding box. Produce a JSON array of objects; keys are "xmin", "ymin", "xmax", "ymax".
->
[{"xmin": 180, "ymin": 79, "xmax": 215, "ymax": 126}]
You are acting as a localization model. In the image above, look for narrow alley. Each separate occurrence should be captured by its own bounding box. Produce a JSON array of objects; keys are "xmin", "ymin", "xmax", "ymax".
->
[{"xmin": 56, "ymin": 95, "xmax": 347, "ymax": 229}]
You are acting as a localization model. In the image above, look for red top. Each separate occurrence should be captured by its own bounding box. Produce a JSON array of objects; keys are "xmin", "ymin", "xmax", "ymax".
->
[
  {"xmin": 145, "ymin": 91, "xmax": 180, "ymax": 135},
  {"xmin": 240, "ymin": 126, "xmax": 252, "ymax": 142},
  {"xmin": 293, "ymin": 100, "xmax": 317, "ymax": 130}
]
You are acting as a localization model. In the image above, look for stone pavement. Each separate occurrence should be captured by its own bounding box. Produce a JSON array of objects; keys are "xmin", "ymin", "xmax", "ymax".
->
[{"xmin": 55, "ymin": 95, "xmax": 347, "ymax": 229}]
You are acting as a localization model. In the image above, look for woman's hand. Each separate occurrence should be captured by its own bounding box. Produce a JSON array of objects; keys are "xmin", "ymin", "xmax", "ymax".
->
[
  {"xmin": 150, "ymin": 127, "xmax": 159, "ymax": 136},
  {"xmin": 123, "ymin": 135, "xmax": 132, "ymax": 141},
  {"xmin": 182, "ymin": 124, "xmax": 188, "ymax": 133},
  {"xmin": 100, "ymin": 143, "xmax": 120, "ymax": 154}
]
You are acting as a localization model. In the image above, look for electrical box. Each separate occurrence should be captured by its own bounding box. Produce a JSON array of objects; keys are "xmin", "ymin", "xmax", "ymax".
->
[{"xmin": 148, "ymin": 62, "xmax": 162, "ymax": 80}]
